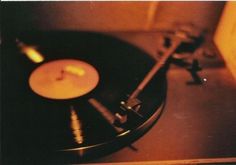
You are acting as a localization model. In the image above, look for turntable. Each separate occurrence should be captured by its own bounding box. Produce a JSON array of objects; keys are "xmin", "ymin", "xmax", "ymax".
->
[
  {"xmin": 1, "ymin": 25, "xmax": 208, "ymax": 163},
  {"xmin": 1, "ymin": 3, "xmax": 236, "ymax": 165}
]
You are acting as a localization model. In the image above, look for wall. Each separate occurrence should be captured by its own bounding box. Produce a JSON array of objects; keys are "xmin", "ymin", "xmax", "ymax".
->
[
  {"xmin": 2, "ymin": 2, "xmax": 224, "ymax": 33},
  {"xmin": 1, "ymin": 2, "xmax": 157, "ymax": 32},
  {"xmin": 154, "ymin": 1, "xmax": 224, "ymax": 33}
]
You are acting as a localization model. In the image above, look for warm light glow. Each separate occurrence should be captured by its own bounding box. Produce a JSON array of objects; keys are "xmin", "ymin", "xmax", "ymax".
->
[
  {"xmin": 17, "ymin": 41, "xmax": 44, "ymax": 63},
  {"xmin": 214, "ymin": 2, "xmax": 236, "ymax": 80},
  {"xmin": 64, "ymin": 65, "xmax": 85, "ymax": 76},
  {"xmin": 70, "ymin": 107, "xmax": 83, "ymax": 144},
  {"xmin": 22, "ymin": 47, "xmax": 44, "ymax": 63},
  {"xmin": 29, "ymin": 59, "xmax": 99, "ymax": 99}
]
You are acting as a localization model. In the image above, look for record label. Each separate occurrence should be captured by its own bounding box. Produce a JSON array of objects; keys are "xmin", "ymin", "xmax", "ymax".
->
[{"xmin": 29, "ymin": 59, "xmax": 99, "ymax": 99}]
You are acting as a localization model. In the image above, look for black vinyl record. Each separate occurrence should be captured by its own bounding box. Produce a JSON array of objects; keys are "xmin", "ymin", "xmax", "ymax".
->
[{"xmin": 1, "ymin": 31, "xmax": 167, "ymax": 164}]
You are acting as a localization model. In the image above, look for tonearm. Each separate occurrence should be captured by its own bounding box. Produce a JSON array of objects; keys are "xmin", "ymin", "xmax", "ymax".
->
[{"xmin": 117, "ymin": 28, "xmax": 204, "ymax": 123}]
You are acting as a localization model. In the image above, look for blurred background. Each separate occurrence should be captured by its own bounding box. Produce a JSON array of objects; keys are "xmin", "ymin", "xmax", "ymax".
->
[
  {"xmin": 1, "ymin": 2, "xmax": 236, "ymax": 164},
  {"xmin": 1, "ymin": 2, "xmax": 225, "ymax": 33}
]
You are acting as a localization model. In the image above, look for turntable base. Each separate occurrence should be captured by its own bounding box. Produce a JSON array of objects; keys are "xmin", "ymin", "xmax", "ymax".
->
[{"xmin": 91, "ymin": 67, "xmax": 236, "ymax": 164}]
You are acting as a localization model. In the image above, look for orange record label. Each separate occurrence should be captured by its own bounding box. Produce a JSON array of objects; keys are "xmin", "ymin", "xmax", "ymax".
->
[{"xmin": 29, "ymin": 59, "xmax": 99, "ymax": 99}]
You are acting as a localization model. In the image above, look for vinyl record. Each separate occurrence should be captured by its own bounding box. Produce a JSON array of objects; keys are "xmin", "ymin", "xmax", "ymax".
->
[{"xmin": 1, "ymin": 31, "xmax": 167, "ymax": 164}]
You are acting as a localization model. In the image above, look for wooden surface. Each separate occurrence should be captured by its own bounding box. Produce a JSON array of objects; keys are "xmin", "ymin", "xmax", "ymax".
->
[{"xmin": 87, "ymin": 157, "xmax": 236, "ymax": 165}]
